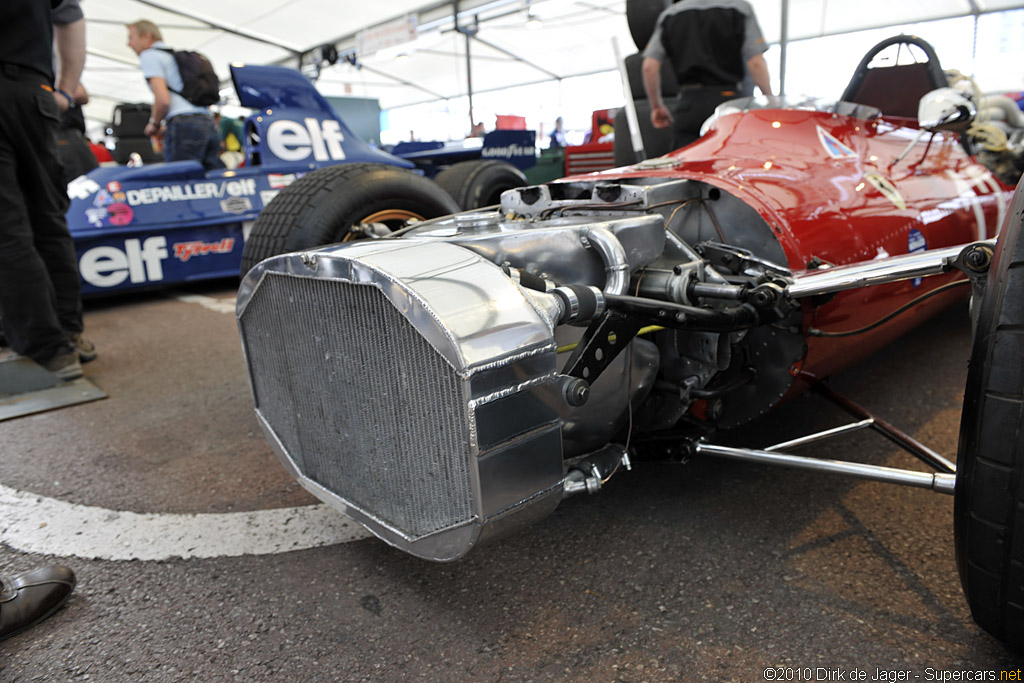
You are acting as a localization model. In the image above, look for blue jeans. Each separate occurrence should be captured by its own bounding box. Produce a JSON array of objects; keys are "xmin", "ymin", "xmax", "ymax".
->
[{"xmin": 164, "ymin": 114, "xmax": 224, "ymax": 170}]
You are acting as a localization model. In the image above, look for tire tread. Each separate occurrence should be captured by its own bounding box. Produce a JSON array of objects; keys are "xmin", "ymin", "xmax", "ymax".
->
[
  {"xmin": 240, "ymin": 163, "xmax": 458, "ymax": 273},
  {"xmin": 956, "ymin": 182, "xmax": 1024, "ymax": 649},
  {"xmin": 433, "ymin": 160, "xmax": 527, "ymax": 210}
]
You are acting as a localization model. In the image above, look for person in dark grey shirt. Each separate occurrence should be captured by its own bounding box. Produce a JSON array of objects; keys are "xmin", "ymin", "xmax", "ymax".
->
[
  {"xmin": 0, "ymin": 0, "xmax": 81, "ymax": 644},
  {"xmin": 642, "ymin": 0, "xmax": 772, "ymax": 149},
  {"xmin": 0, "ymin": 0, "xmax": 94, "ymax": 380}
]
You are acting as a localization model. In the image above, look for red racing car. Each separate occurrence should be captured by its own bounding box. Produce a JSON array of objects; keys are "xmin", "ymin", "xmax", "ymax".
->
[{"xmin": 236, "ymin": 35, "xmax": 1024, "ymax": 649}]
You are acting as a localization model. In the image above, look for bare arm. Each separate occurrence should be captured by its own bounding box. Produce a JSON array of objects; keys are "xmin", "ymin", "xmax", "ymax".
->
[
  {"xmin": 144, "ymin": 77, "xmax": 172, "ymax": 137},
  {"xmin": 746, "ymin": 53, "xmax": 772, "ymax": 96},
  {"xmin": 642, "ymin": 56, "xmax": 673, "ymax": 129},
  {"xmin": 52, "ymin": 17, "xmax": 86, "ymax": 112}
]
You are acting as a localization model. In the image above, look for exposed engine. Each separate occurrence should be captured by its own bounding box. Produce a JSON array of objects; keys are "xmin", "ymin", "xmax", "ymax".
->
[{"xmin": 237, "ymin": 177, "xmax": 800, "ymax": 560}]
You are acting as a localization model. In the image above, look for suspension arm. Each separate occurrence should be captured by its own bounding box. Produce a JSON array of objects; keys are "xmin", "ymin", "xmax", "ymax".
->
[{"xmin": 785, "ymin": 240, "xmax": 995, "ymax": 298}]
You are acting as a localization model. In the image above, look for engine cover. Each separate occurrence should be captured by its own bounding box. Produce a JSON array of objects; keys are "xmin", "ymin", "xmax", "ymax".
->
[{"xmin": 237, "ymin": 240, "xmax": 565, "ymax": 561}]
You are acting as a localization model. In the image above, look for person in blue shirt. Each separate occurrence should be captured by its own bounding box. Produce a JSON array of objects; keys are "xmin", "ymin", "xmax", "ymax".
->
[
  {"xmin": 126, "ymin": 20, "xmax": 223, "ymax": 169},
  {"xmin": 548, "ymin": 116, "xmax": 567, "ymax": 148}
]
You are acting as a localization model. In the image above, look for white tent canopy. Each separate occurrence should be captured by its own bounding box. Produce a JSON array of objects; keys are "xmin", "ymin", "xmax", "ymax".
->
[{"xmin": 78, "ymin": 0, "xmax": 1024, "ymax": 136}]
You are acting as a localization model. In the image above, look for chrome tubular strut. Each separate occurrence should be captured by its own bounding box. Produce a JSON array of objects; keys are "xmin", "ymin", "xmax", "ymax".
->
[
  {"xmin": 785, "ymin": 239, "xmax": 995, "ymax": 298},
  {"xmin": 764, "ymin": 418, "xmax": 874, "ymax": 452},
  {"xmin": 694, "ymin": 382, "xmax": 957, "ymax": 494},
  {"xmin": 815, "ymin": 384, "xmax": 956, "ymax": 474},
  {"xmin": 695, "ymin": 442, "xmax": 956, "ymax": 495}
]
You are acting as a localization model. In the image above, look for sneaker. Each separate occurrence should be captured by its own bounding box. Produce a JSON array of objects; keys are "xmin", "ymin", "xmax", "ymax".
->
[
  {"xmin": 67, "ymin": 333, "xmax": 96, "ymax": 363},
  {"xmin": 42, "ymin": 351, "xmax": 83, "ymax": 381}
]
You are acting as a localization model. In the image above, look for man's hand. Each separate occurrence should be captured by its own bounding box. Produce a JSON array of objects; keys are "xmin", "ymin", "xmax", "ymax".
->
[
  {"xmin": 643, "ymin": 57, "xmax": 673, "ymax": 129},
  {"xmin": 52, "ymin": 91, "xmax": 71, "ymax": 113},
  {"xmin": 651, "ymin": 104, "xmax": 673, "ymax": 129},
  {"xmin": 144, "ymin": 121, "xmax": 164, "ymax": 139}
]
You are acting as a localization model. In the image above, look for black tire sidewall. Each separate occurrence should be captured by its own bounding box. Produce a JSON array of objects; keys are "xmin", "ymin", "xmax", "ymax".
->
[
  {"xmin": 281, "ymin": 168, "xmax": 453, "ymax": 251},
  {"xmin": 433, "ymin": 160, "xmax": 526, "ymax": 210},
  {"xmin": 955, "ymin": 177, "xmax": 1024, "ymax": 647},
  {"xmin": 241, "ymin": 163, "xmax": 458, "ymax": 272}
]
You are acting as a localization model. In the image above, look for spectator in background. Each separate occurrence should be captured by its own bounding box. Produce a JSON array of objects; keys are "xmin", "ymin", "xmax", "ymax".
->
[
  {"xmin": 215, "ymin": 112, "xmax": 244, "ymax": 168},
  {"xmin": 88, "ymin": 136, "xmax": 114, "ymax": 164},
  {"xmin": 642, "ymin": 0, "xmax": 772, "ymax": 149},
  {"xmin": 126, "ymin": 19, "xmax": 223, "ymax": 169},
  {"xmin": 218, "ymin": 113, "xmax": 244, "ymax": 153},
  {"xmin": 548, "ymin": 116, "xmax": 566, "ymax": 148}
]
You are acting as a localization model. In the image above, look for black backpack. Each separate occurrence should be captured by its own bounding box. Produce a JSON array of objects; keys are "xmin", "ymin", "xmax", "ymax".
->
[{"xmin": 158, "ymin": 48, "xmax": 220, "ymax": 106}]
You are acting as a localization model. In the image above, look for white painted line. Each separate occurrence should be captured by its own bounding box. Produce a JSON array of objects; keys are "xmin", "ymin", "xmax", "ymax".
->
[
  {"xmin": 173, "ymin": 293, "xmax": 237, "ymax": 315},
  {"xmin": 0, "ymin": 483, "xmax": 370, "ymax": 561}
]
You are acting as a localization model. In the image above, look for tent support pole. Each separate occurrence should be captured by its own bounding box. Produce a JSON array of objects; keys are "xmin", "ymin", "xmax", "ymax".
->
[
  {"xmin": 779, "ymin": 0, "xmax": 788, "ymax": 96},
  {"xmin": 454, "ymin": 2, "xmax": 478, "ymax": 135},
  {"xmin": 466, "ymin": 31, "xmax": 474, "ymax": 132}
]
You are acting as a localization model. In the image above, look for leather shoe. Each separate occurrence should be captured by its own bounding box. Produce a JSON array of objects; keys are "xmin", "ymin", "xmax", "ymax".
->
[{"xmin": 0, "ymin": 565, "xmax": 76, "ymax": 641}]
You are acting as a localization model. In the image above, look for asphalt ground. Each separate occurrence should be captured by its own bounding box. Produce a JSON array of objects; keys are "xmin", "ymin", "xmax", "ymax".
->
[{"xmin": 1, "ymin": 281, "xmax": 1022, "ymax": 681}]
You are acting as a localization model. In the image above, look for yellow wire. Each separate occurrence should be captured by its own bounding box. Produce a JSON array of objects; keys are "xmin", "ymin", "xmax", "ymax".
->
[{"xmin": 555, "ymin": 325, "xmax": 665, "ymax": 354}]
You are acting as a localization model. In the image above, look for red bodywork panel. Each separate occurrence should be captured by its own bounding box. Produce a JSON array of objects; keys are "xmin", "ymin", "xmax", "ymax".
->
[{"xmin": 580, "ymin": 105, "xmax": 1011, "ymax": 384}]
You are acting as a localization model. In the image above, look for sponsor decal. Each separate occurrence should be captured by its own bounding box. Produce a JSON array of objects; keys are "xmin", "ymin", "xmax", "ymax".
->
[
  {"xmin": 816, "ymin": 126, "xmax": 857, "ymax": 160},
  {"xmin": 266, "ymin": 118, "xmax": 346, "ymax": 162},
  {"xmin": 220, "ymin": 197, "xmax": 253, "ymax": 215},
  {"xmin": 107, "ymin": 203, "xmax": 134, "ymax": 226},
  {"xmin": 113, "ymin": 191, "xmax": 127, "ymax": 203},
  {"xmin": 79, "ymin": 237, "xmax": 168, "ymax": 288},
  {"xmin": 481, "ymin": 144, "xmax": 534, "ymax": 160},
  {"xmin": 864, "ymin": 172, "xmax": 906, "ymax": 211},
  {"xmin": 260, "ymin": 190, "xmax": 280, "ymax": 207},
  {"xmin": 268, "ymin": 173, "xmax": 299, "ymax": 189},
  {"xmin": 173, "ymin": 238, "xmax": 236, "ymax": 262},
  {"xmin": 92, "ymin": 190, "xmax": 113, "ymax": 207},
  {"xmin": 125, "ymin": 179, "xmax": 257, "ymax": 206},
  {"xmin": 68, "ymin": 176, "xmax": 101, "ymax": 200},
  {"xmin": 107, "ymin": 181, "xmax": 121, "ymax": 193},
  {"xmin": 908, "ymin": 229, "xmax": 927, "ymax": 287},
  {"xmin": 85, "ymin": 207, "xmax": 107, "ymax": 227}
]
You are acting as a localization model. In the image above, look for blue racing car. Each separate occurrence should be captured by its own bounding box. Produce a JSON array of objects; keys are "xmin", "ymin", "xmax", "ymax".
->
[{"xmin": 66, "ymin": 64, "xmax": 532, "ymax": 295}]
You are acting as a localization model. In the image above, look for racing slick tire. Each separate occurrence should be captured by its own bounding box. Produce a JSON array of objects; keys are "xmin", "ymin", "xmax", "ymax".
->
[
  {"xmin": 240, "ymin": 162, "xmax": 459, "ymax": 274},
  {"xmin": 432, "ymin": 160, "xmax": 527, "ymax": 211},
  {"xmin": 955, "ymin": 178, "xmax": 1024, "ymax": 649}
]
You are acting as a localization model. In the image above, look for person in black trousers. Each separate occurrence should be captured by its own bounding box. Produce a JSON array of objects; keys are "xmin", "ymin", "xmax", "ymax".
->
[
  {"xmin": 0, "ymin": 0, "xmax": 83, "ymax": 642},
  {"xmin": 0, "ymin": 0, "xmax": 94, "ymax": 382},
  {"xmin": 642, "ymin": 0, "xmax": 773, "ymax": 150}
]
